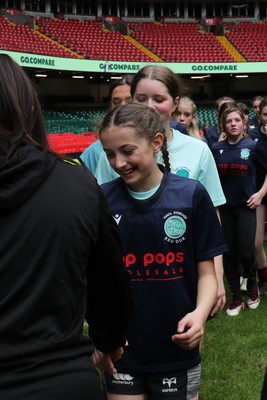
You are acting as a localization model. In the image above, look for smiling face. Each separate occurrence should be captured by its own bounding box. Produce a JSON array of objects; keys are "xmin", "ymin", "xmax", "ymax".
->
[
  {"xmin": 101, "ymin": 126, "xmax": 164, "ymax": 192},
  {"xmin": 132, "ymin": 78, "xmax": 179, "ymax": 129},
  {"xmin": 223, "ymin": 111, "xmax": 245, "ymax": 143}
]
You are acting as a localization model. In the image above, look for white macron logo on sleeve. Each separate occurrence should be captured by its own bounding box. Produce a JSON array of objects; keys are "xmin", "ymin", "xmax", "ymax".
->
[{"xmin": 113, "ymin": 214, "xmax": 122, "ymax": 225}]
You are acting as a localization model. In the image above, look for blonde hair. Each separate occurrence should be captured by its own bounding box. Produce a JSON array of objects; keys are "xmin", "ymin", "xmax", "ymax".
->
[{"xmin": 174, "ymin": 97, "xmax": 202, "ymax": 140}]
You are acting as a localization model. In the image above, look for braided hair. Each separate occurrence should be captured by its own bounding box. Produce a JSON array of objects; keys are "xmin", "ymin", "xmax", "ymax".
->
[{"xmin": 99, "ymin": 103, "xmax": 171, "ymax": 172}]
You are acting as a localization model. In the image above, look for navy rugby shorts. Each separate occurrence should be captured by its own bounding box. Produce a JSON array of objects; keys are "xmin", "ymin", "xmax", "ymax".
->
[{"xmin": 104, "ymin": 363, "xmax": 201, "ymax": 400}]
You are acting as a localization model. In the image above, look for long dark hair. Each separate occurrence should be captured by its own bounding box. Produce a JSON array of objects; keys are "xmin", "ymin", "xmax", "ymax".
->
[
  {"xmin": 99, "ymin": 102, "xmax": 171, "ymax": 172},
  {"xmin": 0, "ymin": 54, "xmax": 49, "ymax": 157}
]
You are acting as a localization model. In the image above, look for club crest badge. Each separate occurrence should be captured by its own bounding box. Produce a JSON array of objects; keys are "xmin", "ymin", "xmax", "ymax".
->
[
  {"xmin": 164, "ymin": 215, "xmax": 186, "ymax": 240},
  {"xmin": 240, "ymin": 148, "xmax": 250, "ymax": 160}
]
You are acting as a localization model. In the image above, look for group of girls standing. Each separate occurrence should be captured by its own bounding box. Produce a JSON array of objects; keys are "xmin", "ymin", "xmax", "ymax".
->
[
  {"xmin": 80, "ymin": 64, "xmax": 267, "ymax": 399},
  {"xmin": 94, "ymin": 65, "xmax": 228, "ymax": 400},
  {"xmin": 1, "ymin": 54, "xmax": 266, "ymax": 400},
  {"xmin": 82, "ymin": 64, "xmax": 228, "ymax": 400},
  {"xmin": 172, "ymin": 90, "xmax": 267, "ymax": 312}
]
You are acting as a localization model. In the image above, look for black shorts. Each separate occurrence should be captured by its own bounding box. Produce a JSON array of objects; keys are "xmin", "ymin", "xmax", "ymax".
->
[{"xmin": 104, "ymin": 364, "xmax": 201, "ymax": 400}]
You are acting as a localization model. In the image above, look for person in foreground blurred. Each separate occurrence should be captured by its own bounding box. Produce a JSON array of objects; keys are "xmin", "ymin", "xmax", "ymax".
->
[{"xmin": 0, "ymin": 54, "xmax": 133, "ymax": 400}]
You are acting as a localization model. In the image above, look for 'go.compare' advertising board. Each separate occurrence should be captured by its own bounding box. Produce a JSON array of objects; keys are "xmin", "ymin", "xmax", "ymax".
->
[{"xmin": 1, "ymin": 50, "xmax": 266, "ymax": 74}]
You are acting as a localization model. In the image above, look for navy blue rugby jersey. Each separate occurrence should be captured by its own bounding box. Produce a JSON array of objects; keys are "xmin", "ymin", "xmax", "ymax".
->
[
  {"xmin": 169, "ymin": 119, "xmax": 188, "ymax": 135},
  {"xmin": 212, "ymin": 137, "xmax": 267, "ymax": 206},
  {"xmin": 255, "ymin": 132, "xmax": 267, "ymax": 204},
  {"xmin": 203, "ymin": 124, "xmax": 220, "ymax": 149},
  {"xmin": 249, "ymin": 125, "xmax": 261, "ymax": 141},
  {"xmin": 248, "ymin": 116, "xmax": 260, "ymax": 130},
  {"xmin": 101, "ymin": 168, "xmax": 227, "ymax": 374}
]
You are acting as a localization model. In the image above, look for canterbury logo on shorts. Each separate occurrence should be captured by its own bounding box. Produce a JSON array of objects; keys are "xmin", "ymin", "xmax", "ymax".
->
[{"xmin": 112, "ymin": 373, "xmax": 134, "ymax": 386}]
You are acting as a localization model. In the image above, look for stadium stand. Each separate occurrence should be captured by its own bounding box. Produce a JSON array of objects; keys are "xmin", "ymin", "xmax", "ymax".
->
[
  {"xmin": 44, "ymin": 109, "xmax": 106, "ymax": 134},
  {"xmin": 0, "ymin": 5, "xmax": 265, "ymax": 154},
  {"xmin": 44, "ymin": 109, "xmax": 104, "ymax": 154},
  {"xmin": 131, "ymin": 22, "xmax": 235, "ymax": 62},
  {"xmin": 47, "ymin": 132, "xmax": 97, "ymax": 154},
  {"xmin": 225, "ymin": 21, "xmax": 267, "ymax": 62},
  {"xmin": 37, "ymin": 17, "xmax": 154, "ymax": 61},
  {"xmin": 44, "ymin": 105, "xmax": 255, "ymax": 153},
  {"xmin": 1, "ymin": 11, "xmax": 266, "ymax": 64},
  {"xmin": 0, "ymin": 14, "xmax": 76, "ymax": 57},
  {"xmin": 0, "ymin": 13, "xmax": 252, "ymax": 63}
]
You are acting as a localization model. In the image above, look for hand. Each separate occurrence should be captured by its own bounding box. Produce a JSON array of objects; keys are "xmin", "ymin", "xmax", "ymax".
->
[
  {"xmin": 92, "ymin": 344, "xmax": 126, "ymax": 374},
  {"xmin": 209, "ymin": 274, "xmax": 226, "ymax": 317},
  {"xmin": 218, "ymin": 132, "xmax": 227, "ymax": 141},
  {"xmin": 261, "ymin": 124, "xmax": 267, "ymax": 135},
  {"xmin": 110, "ymin": 347, "xmax": 124, "ymax": 362},
  {"xmin": 247, "ymin": 193, "xmax": 262, "ymax": 209},
  {"xmin": 171, "ymin": 312, "xmax": 204, "ymax": 350},
  {"xmin": 210, "ymin": 255, "xmax": 226, "ymax": 317},
  {"xmin": 93, "ymin": 349, "xmax": 117, "ymax": 374}
]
